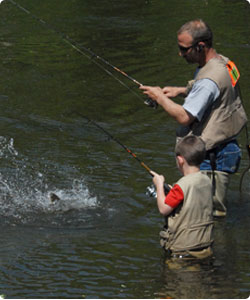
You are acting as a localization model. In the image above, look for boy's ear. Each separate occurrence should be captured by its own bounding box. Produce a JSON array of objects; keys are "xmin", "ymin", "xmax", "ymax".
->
[{"xmin": 176, "ymin": 155, "xmax": 184, "ymax": 166}]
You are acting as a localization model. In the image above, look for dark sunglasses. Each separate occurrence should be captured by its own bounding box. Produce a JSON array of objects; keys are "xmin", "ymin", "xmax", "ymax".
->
[{"xmin": 178, "ymin": 44, "xmax": 194, "ymax": 53}]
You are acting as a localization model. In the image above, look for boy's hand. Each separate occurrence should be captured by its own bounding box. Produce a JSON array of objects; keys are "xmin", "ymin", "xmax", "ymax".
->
[{"xmin": 150, "ymin": 170, "xmax": 165, "ymax": 187}]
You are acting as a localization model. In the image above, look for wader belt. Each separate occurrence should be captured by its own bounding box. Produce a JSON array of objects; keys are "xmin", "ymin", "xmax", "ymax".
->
[{"xmin": 168, "ymin": 246, "xmax": 213, "ymax": 260}]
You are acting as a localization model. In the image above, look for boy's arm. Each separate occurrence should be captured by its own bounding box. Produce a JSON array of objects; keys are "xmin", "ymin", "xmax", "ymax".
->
[{"xmin": 151, "ymin": 171, "xmax": 174, "ymax": 216}]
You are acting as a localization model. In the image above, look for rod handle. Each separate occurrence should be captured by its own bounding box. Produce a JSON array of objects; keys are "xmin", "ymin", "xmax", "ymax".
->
[{"xmin": 164, "ymin": 183, "xmax": 172, "ymax": 195}]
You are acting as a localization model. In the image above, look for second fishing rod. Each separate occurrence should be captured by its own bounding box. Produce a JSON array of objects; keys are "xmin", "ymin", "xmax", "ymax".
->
[
  {"xmin": 72, "ymin": 112, "xmax": 171, "ymax": 197},
  {"xmin": 2, "ymin": 0, "xmax": 157, "ymax": 108}
]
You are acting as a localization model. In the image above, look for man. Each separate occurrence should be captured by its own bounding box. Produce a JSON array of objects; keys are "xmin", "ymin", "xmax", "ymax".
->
[{"xmin": 140, "ymin": 19, "xmax": 247, "ymax": 217}]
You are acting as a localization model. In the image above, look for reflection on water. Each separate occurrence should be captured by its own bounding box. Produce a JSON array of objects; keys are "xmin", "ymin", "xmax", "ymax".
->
[{"xmin": 0, "ymin": 0, "xmax": 249, "ymax": 298}]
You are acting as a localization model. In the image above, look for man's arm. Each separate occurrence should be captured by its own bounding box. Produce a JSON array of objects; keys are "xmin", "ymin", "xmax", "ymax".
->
[
  {"xmin": 140, "ymin": 85, "xmax": 195, "ymax": 126},
  {"xmin": 162, "ymin": 86, "xmax": 187, "ymax": 98}
]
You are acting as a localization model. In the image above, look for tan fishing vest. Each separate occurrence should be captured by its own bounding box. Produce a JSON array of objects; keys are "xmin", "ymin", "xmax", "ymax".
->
[
  {"xmin": 161, "ymin": 172, "xmax": 213, "ymax": 252},
  {"xmin": 183, "ymin": 55, "xmax": 248, "ymax": 150}
]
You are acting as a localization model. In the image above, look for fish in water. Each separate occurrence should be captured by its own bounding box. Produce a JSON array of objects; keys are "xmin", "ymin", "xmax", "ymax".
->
[{"xmin": 49, "ymin": 192, "xmax": 61, "ymax": 203}]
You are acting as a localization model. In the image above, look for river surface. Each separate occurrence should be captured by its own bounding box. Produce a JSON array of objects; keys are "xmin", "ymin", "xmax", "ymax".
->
[{"xmin": 0, "ymin": 0, "xmax": 249, "ymax": 298}]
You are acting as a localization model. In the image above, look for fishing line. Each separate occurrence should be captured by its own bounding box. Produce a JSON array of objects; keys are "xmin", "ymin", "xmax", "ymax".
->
[
  {"xmin": 70, "ymin": 111, "xmax": 171, "ymax": 195},
  {"xmin": 239, "ymin": 143, "xmax": 250, "ymax": 194},
  {"xmin": 239, "ymin": 120, "xmax": 250, "ymax": 196},
  {"xmin": 237, "ymin": 84, "xmax": 250, "ymax": 195},
  {"xmin": 1, "ymin": 0, "xmax": 157, "ymax": 107}
]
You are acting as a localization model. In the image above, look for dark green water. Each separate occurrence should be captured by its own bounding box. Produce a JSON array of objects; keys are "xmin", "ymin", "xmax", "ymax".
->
[{"xmin": 0, "ymin": 0, "xmax": 249, "ymax": 298}]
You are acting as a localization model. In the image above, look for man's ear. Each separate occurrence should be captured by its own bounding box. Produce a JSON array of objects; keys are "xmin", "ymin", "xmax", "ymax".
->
[{"xmin": 196, "ymin": 41, "xmax": 205, "ymax": 52}]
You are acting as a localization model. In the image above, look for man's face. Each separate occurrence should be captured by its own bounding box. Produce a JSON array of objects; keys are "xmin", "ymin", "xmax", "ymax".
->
[{"xmin": 177, "ymin": 32, "xmax": 199, "ymax": 64}]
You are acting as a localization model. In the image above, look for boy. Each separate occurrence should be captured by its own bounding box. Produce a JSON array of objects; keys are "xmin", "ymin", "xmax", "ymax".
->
[{"xmin": 151, "ymin": 135, "xmax": 213, "ymax": 259}]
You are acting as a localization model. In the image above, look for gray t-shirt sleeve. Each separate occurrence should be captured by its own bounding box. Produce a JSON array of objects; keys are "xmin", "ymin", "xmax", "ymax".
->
[{"xmin": 183, "ymin": 78, "xmax": 220, "ymax": 121}]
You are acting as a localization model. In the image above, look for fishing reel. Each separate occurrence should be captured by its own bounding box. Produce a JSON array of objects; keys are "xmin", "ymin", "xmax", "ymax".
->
[
  {"xmin": 146, "ymin": 184, "xmax": 171, "ymax": 198},
  {"xmin": 146, "ymin": 184, "xmax": 157, "ymax": 198},
  {"xmin": 144, "ymin": 98, "xmax": 158, "ymax": 109}
]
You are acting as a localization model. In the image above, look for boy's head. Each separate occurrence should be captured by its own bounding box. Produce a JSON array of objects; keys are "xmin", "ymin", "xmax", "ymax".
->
[{"xmin": 175, "ymin": 135, "xmax": 206, "ymax": 167}]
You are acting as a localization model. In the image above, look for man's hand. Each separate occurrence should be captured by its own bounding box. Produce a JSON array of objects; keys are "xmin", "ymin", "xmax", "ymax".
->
[
  {"xmin": 162, "ymin": 86, "xmax": 187, "ymax": 98},
  {"xmin": 139, "ymin": 85, "xmax": 165, "ymax": 104},
  {"xmin": 140, "ymin": 85, "xmax": 194, "ymax": 126}
]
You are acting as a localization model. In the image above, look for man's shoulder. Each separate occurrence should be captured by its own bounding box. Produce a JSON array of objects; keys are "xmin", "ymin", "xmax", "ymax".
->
[
  {"xmin": 202, "ymin": 56, "xmax": 228, "ymax": 74},
  {"xmin": 192, "ymin": 78, "xmax": 219, "ymax": 90},
  {"xmin": 196, "ymin": 55, "xmax": 232, "ymax": 88}
]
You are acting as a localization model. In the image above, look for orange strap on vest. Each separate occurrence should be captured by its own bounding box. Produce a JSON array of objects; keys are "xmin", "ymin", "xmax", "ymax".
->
[{"xmin": 226, "ymin": 60, "xmax": 240, "ymax": 87}]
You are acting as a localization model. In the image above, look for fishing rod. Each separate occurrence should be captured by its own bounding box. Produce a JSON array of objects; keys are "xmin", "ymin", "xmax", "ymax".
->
[
  {"xmin": 72, "ymin": 112, "xmax": 171, "ymax": 195},
  {"xmin": 79, "ymin": 49, "xmax": 157, "ymax": 108},
  {"xmin": 1, "ymin": 0, "xmax": 157, "ymax": 108}
]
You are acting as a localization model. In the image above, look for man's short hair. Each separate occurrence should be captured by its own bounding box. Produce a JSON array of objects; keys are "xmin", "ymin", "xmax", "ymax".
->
[
  {"xmin": 178, "ymin": 19, "xmax": 213, "ymax": 48},
  {"xmin": 175, "ymin": 135, "xmax": 206, "ymax": 166}
]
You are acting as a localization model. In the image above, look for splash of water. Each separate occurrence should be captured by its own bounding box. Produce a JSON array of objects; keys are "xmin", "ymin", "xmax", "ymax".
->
[{"xmin": 0, "ymin": 136, "xmax": 98, "ymax": 226}]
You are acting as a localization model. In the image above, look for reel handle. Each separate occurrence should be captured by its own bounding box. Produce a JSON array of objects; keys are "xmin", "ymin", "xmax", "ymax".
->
[
  {"xmin": 144, "ymin": 98, "xmax": 158, "ymax": 109},
  {"xmin": 146, "ymin": 183, "xmax": 172, "ymax": 198}
]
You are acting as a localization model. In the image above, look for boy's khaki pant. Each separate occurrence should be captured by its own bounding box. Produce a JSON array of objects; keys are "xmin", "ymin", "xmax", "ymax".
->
[{"xmin": 201, "ymin": 170, "xmax": 230, "ymax": 216}]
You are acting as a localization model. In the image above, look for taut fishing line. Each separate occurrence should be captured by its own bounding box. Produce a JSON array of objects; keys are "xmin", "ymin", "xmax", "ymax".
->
[
  {"xmin": 70, "ymin": 111, "xmax": 171, "ymax": 197},
  {"xmin": 0, "ymin": 0, "xmax": 157, "ymax": 108},
  {"xmin": 239, "ymin": 142, "xmax": 250, "ymax": 196},
  {"xmin": 236, "ymin": 84, "xmax": 250, "ymax": 196}
]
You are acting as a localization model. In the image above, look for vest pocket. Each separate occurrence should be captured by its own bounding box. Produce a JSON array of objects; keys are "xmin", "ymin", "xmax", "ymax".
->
[{"xmin": 170, "ymin": 222, "xmax": 213, "ymax": 252}]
